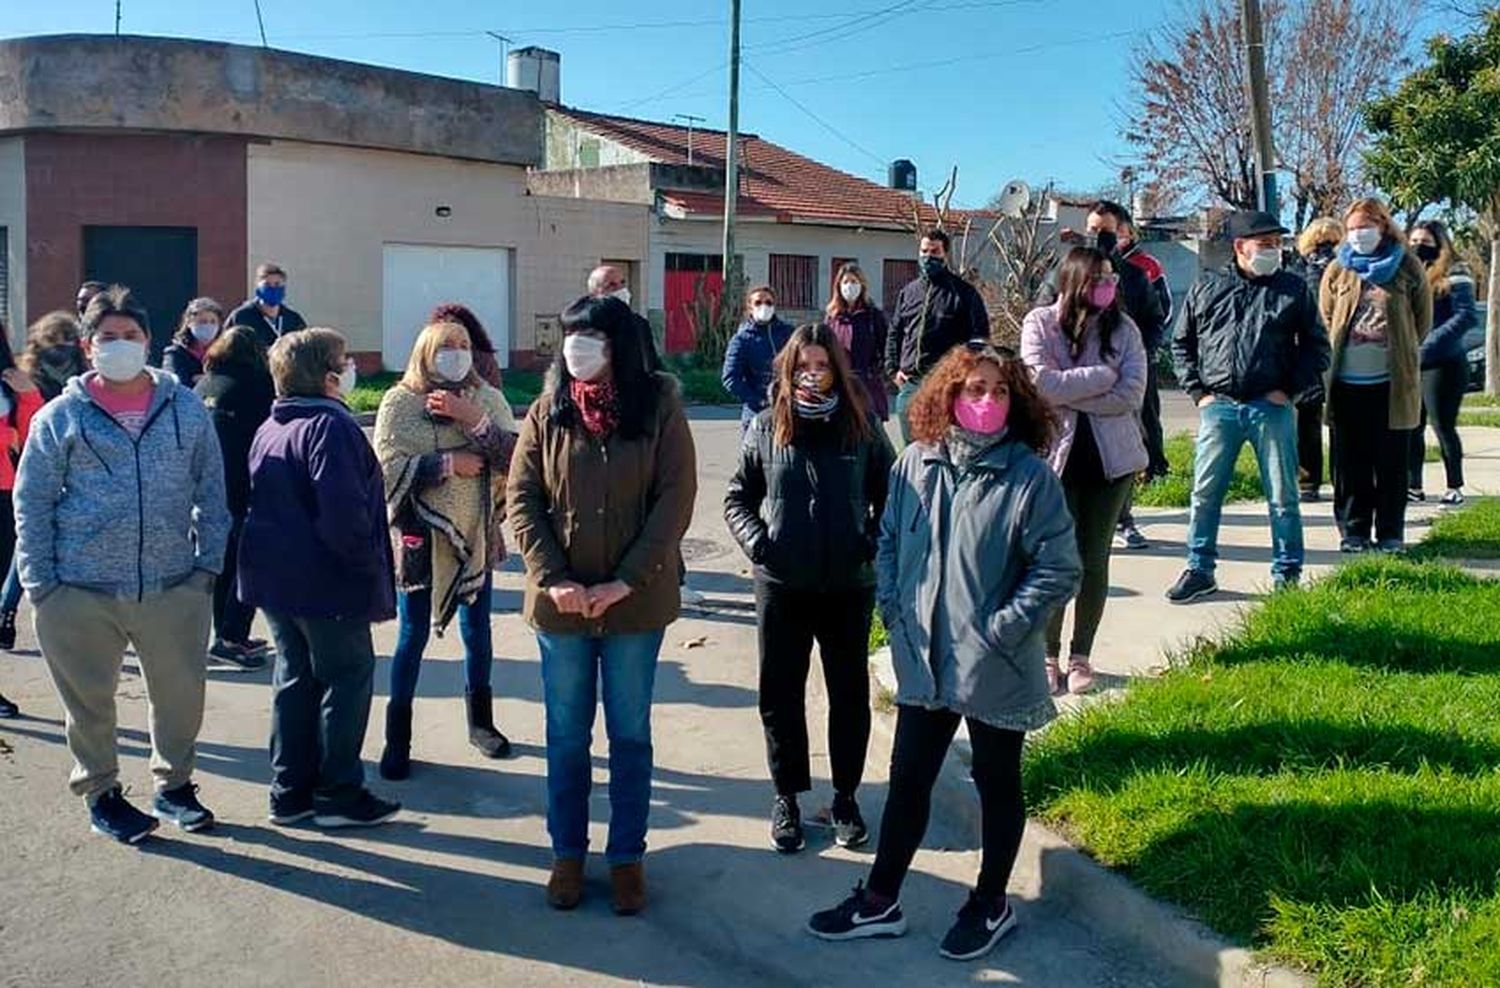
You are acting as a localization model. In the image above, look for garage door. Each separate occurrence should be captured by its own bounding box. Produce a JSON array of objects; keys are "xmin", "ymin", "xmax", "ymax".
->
[{"xmin": 382, "ymin": 244, "xmax": 511, "ymax": 371}]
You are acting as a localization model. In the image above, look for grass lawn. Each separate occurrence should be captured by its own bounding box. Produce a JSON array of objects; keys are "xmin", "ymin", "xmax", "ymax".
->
[
  {"xmin": 1411, "ymin": 497, "xmax": 1500, "ymax": 561},
  {"xmin": 1025, "ymin": 537, "xmax": 1500, "ymax": 984},
  {"xmin": 1458, "ymin": 393, "xmax": 1500, "ymax": 427}
]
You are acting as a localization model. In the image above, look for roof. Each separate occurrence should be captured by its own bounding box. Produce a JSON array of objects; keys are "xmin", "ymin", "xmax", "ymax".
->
[{"xmin": 553, "ymin": 107, "xmax": 981, "ymax": 232}]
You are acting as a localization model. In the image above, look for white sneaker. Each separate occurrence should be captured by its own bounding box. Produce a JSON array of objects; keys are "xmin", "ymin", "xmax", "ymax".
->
[{"xmin": 1441, "ymin": 488, "xmax": 1465, "ymax": 507}]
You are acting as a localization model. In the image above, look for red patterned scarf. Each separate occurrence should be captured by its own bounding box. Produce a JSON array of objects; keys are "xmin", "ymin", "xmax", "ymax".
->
[{"xmin": 570, "ymin": 378, "xmax": 620, "ymax": 438}]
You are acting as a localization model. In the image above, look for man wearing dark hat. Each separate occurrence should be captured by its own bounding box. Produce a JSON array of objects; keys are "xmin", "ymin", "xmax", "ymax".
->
[{"xmin": 1166, "ymin": 210, "xmax": 1331, "ymax": 603}]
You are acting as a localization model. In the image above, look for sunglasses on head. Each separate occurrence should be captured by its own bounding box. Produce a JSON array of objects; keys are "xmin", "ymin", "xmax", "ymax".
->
[{"xmin": 963, "ymin": 339, "xmax": 1016, "ymax": 361}]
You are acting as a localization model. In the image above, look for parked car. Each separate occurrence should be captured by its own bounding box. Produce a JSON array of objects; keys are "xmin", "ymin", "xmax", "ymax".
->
[{"xmin": 1466, "ymin": 302, "xmax": 1489, "ymax": 392}]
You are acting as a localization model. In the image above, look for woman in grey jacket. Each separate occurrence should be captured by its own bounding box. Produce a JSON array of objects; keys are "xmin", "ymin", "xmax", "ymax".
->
[{"xmin": 808, "ymin": 343, "xmax": 1081, "ymax": 962}]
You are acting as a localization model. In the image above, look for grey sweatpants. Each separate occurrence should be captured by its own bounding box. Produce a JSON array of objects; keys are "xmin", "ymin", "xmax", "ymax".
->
[{"xmin": 34, "ymin": 582, "xmax": 212, "ymax": 803}]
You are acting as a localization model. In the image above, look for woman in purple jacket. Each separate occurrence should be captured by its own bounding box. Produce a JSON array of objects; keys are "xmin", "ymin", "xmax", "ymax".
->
[
  {"xmin": 822, "ymin": 263, "xmax": 891, "ymax": 420},
  {"xmin": 1020, "ymin": 247, "xmax": 1147, "ymax": 695},
  {"xmin": 238, "ymin": 328, "xmax": 401, "ymax": 829}
]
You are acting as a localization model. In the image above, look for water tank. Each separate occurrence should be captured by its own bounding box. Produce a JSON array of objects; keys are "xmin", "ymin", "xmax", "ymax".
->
[
  {"xmin": 889, "ymin": 159, "xmax": 917, "ymax": 192},
  {"xmin": 506, "ymin": 47, "xmax": 561, "ymax": 104}
]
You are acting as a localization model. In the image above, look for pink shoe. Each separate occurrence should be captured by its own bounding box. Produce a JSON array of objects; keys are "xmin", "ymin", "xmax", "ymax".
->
[
  {"xmin": 1067, "ymin": 657, "xmax": 1095, "ymax": 695},
  {"xmin": 1045, "ymin": 657, "xmax": 1061, "ymax": 696}
]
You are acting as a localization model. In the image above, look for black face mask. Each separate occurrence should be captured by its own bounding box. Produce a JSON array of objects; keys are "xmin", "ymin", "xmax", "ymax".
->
[
  {"xmin": 39, "ymin": 345, "xmax": 84, "ymax": 375},
  {"xmin": 1087, "ymin": 230, "xmax": 1119, "ymax": 256},
  {"xmin": 1413, "ymin": 243, "xmax": 1440, "ymax": 265}
]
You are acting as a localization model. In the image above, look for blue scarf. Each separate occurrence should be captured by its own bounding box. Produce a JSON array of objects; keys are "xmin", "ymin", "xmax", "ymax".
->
[{"xmin": 1338, "ymin": 240, "xmax": 1406, "ymax": 286}]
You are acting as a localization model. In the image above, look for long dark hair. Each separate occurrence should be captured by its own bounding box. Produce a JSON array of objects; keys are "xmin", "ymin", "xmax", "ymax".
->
[
  {"xmin": 1412, "ymin": 219, "xmax": 1459, "ymax": 298},
  {"xmin": 203, "ymin": 325, "xmax": 268, "ymax": 374},
  {"xmin": 550, "ymin": 296, "xmax": 659, "ymax": 440},
  {"xmin": 770, "ymin": 323, "xmax": 872, "ymax": 448},
  {"xmin": 429, "ymin": 302, "xmax": 498, "ymax": 354},
  {"xmin": 1055, "ymin": 246, "xmax": 1122, "ymax": 359}
]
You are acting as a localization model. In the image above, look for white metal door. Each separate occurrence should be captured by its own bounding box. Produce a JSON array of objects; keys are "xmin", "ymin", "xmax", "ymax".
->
[{"xmin": 381, "ymin": 244, "xmax": 511, "ymax": 371}]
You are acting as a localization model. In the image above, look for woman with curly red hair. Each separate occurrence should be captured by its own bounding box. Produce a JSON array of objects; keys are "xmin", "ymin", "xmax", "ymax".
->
[{"xmin": 808, "ymin": 343, "xmax": 1080, "ymax": 962}]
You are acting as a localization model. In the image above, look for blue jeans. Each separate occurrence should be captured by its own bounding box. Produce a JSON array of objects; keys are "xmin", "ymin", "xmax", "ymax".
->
[
  {"xmin": 537, "ymin": 630, "xmax": 664, "ymax": 865},
  {"xmin": 894, "ymin": 379, "xmax": 921, "ymax": 445},
  {"xmin": 2, "ymin": 554, "xmax": 23, "ymax": 613},
  {"xmin": 1187, "ymin": 397, "xmax": 1303, "ymax": 579},
  {"xmin": 388, "ymin": 573, "xmax": 493, "ymax": 705}
]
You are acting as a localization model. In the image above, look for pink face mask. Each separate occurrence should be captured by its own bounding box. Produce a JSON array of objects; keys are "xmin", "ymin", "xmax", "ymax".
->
[
  {"xmin": 1089, "ymin": 282, "xmax": 1118, "ymax": 309},
  {"xmin": 953, "ymin": 393, "xmax": 1011, "ymax": 435}
]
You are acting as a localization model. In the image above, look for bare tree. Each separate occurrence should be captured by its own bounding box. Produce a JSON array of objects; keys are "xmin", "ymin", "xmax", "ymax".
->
[{"xmin": 982, "ymin": 186, "xmax": 1061, "ymax": 350}]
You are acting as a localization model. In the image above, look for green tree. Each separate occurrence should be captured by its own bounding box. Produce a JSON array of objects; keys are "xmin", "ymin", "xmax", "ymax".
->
[{"xmin": 1365, "ymin": 10, "xmax": 1500, "ymax": 392}]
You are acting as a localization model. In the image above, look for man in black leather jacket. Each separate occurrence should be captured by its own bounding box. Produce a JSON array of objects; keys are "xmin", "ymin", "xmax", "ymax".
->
[{"xmin": 1166, "ymin": 210, "xmax": 1331, "ymax": 605}]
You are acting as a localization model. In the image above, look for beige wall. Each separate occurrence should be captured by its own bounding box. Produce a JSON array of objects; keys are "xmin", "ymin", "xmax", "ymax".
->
[
  {"xmin": 247, "ymin": 140, "xmax": 648, "ymax": 362},
  {"xmin": 0, "ymin": 136, "xmax": 25, "ymax": 341}
]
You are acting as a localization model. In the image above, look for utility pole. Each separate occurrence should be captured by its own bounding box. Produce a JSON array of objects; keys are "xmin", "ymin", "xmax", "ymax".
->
[
  {"xmin": 721, "ymin": 0, "xmax": 742, "ymax": 313},
  {"xmin": 115, "ymin": 0, "xmax": 122, "ymax": 35},
  {"xmin": 486, "ymin": 32, "xmax": 513, "ymax": 85},
  {"xmin": 1239, "ymin": 0, "xmax": 1278, "ymax": 215},
  {"xmin": 675, "ymin": 114, "xmax": 706, "ymax": 166}
]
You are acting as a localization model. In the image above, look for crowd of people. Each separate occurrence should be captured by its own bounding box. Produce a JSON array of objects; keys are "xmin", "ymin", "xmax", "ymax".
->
[{"xmin": 0, "ymin": 198, "xmax": 1477, "ymax": 962}]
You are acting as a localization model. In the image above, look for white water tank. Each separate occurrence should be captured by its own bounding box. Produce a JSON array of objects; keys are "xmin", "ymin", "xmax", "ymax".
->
[{"xmin": 506, "ymin": 46, "xmax": 561, "ymax": 104}]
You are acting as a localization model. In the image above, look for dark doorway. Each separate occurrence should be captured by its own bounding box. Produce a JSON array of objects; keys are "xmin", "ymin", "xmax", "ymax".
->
[{"xmin": 83, "ymin": 226, "xmax": 198, "ymax": 361}]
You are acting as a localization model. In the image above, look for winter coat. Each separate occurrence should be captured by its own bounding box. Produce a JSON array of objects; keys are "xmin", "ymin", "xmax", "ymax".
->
[
  {"xmin": 226, "ymin": 299, "xmax": 309, "ymax": 352},
  {"xmin": 1173, "ymin": 262, "xmax": 1331, "ymax": 405},
  {"xmin": 721, "ymin": 317, "xmax": 796, "ymax": 427},
  {"xmin": 0, "ymin": 385, "xmax": 44, "ymax": 492},
  {"xmin": 238, "ymin": 397, "xmax": 395, "ymax": 623},
  {"xmin": 723, "ymin": 410, "xmax": 895, "ymax": 591},
  {"xmin": 1420, "ymin": 264, "xmax": 1478, "ymax": 370},
  {"xmin": 161, "ymin": 342, "xmax": 207, "ymax": 387},
  {"xmin": 877, "ymin": 437, "xmax": 1081, "ymax": 731},
  {"xmin": 15, "ymin": 369, "xmax": 230, "ymax": 601},
  {"xmin": 885, "ymin": 269, "xmax": 990, "ymax": 378},
  {"xmin": 1020, "ymin": 303, "xmax": 1149, "ymax": 482},
  {"xmin": 1320, "ymin": 248, "xmax": 1432, "ymax": 430},
  {"xmin": 1122, "ymin": 244, "xmax": 1173, "ymax": 335},
  {"xmin": 823, "ymin": 306, "xmax": 891, "ymax": 419},
  {"xmin": 507, "ymin": 373, "xmax": 697, "ymax": 636},
  {"xmin": 195, "ymin": 361, "xmax": 275, "ymax": 517}
]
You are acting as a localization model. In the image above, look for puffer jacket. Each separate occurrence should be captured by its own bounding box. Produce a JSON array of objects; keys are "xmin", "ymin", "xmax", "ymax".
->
[
  {"xmin": 1420, "ymin": 264, "xmax": 1478, "ymax": 370},
  {"xmin": 723, "ymin": 410, "xmax": 895, "ymax": 591},
  {"xmin": 877, "ymin": 437, "xmax": 1081, "ymax": 730},
  {"xmin": 1020, "ymin": 303, "xmax": 1149, "ymax": 482},
  {"xmin": 885, "ymin": 269, "xmax": 990, "ymax": 378},
  {"xmin": 15, "ymin": 369, "xmax": 230, "ymax": 601},
  {"xmin": 507, "ymin": 372, "xmax": 697, "ymax": 636},
  {"xmin": 721, "ymin": 317, "xmax": 795, "ymax": 427},
  {"xmin": 1173, "ymin": 262, "xmax": 1331, "ymax": 405}
]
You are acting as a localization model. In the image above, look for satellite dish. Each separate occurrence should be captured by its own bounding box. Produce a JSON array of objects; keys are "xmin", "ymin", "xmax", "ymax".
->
[{"xmin": 996, "ymin": 179, "xmax": 1032, "ymax": 219}]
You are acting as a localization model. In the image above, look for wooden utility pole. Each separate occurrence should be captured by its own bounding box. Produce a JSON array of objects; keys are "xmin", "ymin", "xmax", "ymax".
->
[
  {"xmin": 721, "ymin": 0, "xmax": 742, "ymax": 310},
  {"xmin": 1239, "ymin": 0, "xmax": 1278, "ymax": 214}
]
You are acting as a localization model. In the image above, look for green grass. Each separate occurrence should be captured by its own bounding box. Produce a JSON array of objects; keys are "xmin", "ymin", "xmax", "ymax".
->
[
  {"xmin": 1411, "ymin": 497, "xmax": 1500, "ymax": 561},
  {"xmin": 347, "ymin": 371, "xmax": 400, "ymax": 414},
  {"xmin": 1457, "ymin": 409, "xmax": 1500, "ymax": 428},
  {"xmin": 1025, "ymin": 546, "xmax": 1500, "ymax": 985},
  {"xmin": 1462, "ymin": 392, "xmax": 1500, "ymax": 407},
  {"xmin": 868, "ymin": 612, "xmax": 889, "ymax": 654}
]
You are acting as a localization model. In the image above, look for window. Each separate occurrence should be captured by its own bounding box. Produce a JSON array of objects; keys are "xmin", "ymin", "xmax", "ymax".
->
[
  {"xmin": 768, "ymin": 253, "xmax": 817, "ymax": 309},
  {"xmin": 578, "ymin": 137, "xmax": 601, "ymax": 169},
  {"xmin": 666, "ymin": 252, "xmax": 723, "ymax": 273},
  {"xmin": 882, "ymin": 259, "xmax": 919, "ymax": 313}
]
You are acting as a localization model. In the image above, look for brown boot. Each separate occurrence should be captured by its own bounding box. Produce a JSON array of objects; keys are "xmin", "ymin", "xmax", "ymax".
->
[
  {"xmin": 546, "ymin": 857, "xmax": 584, "ymax": 910},
  {"xmin": 610, "ymin": 861, "xmax": 646, "ymax": 916}
]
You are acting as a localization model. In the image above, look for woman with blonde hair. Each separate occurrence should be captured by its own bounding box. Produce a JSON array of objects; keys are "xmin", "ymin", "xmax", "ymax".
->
[
  {"xmin": 1406, "ymin": 219, "xmax": 1475, "ymax": 505},
  {"xmin": 822, "ymin": 263, "xmax": 891, "ymax": 419},
  {"xmin": 1320, "ymin": 198, "xmax": 1432, "ymax": 553},
  {"xmin": 1292, "ymin": 218, "xmax": 1342, "ymax": 501},
  {"xmin": 373, "ymin": 321, "xmax": 518, "ymax": 779}
]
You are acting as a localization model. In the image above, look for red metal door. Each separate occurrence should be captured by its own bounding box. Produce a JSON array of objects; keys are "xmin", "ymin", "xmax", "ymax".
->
[{"xmin": 664, "ymin": 269, "xmax": 723, "ymax": 353}]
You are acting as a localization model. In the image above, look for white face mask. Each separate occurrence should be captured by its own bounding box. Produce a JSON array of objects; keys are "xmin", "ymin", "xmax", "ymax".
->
[
  {"xmin": 92, "ymin": 338, "xmax": 148, "ymax": 383},
  {"xmin": 1247, "ymin": 247, "xmax": 1282, "ymax": 277},
  {"xmin": 190, "ymin": 321, "xmax": 220, "ymax": 344},
  {"xmin": 751, "ymin": 303, "xmax": 776, "ymax": 324},
  {"xmin": 433, "ymin": 347, "xmax": 473, "ymax": 383},
  {"xmin": 839, "ymin": 281, "xmax": 862, "ymax": 304},
  {"xmin": 1348, "ymin": 228, "xmax": 1382, "ymax": 255},
  {"xmin": 609, "ymin": 286, "xmax": 632, "ymax": 307},
  {"xmin": 337, "ymin": 363, "xmax": 357, "ymax": 398},
  {"xmin": 563, "ymin": 333, "xmax": 609, "ymax": 382}
]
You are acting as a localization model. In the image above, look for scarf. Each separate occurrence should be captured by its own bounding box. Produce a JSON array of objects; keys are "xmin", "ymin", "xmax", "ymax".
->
[
  {"xmin": 793, "ymin": 386, "xmax": 840, "ymax": 420},
  {"xmin": 570, "ymin": 378, "xmax": 620, "ymax": 438},
  {"xmin": 945, "ymin": 425, "xmax": 1008, "ymax": 469},
  {"xmin": 1338, "ymin": 241, "xmax": 1406, "ymax": 286},
  {"xmin": 374, "ymin": 382, "xmax": 514, "ymax": 634}
]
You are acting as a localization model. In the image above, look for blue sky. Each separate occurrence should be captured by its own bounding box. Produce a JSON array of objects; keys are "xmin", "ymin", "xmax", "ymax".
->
[{"xmin": 0, "ymin": 1, "xmax": 1469, "ymax": 208}]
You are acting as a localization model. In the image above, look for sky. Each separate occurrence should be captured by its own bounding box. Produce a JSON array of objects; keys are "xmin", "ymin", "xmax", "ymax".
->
[{"xmin": 0, "ymin": 1, "xmax": 1472, "ymax": 209}]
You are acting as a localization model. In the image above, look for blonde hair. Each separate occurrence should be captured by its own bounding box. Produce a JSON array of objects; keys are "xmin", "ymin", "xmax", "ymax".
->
[
  {"xmin": 1343, "ymin": 198, "xmax": 1402, "ymax": 248},
  {"xmin": 824, "ymin": 262, "xmax": 871, "ymax": 319},
  {"xmin": 1296, "ymin": 217, "xmax": 1343, "ymax": 257},
  {"xmin": 399, "ymin": 321, "xmax": 479, "ymax": 393}
]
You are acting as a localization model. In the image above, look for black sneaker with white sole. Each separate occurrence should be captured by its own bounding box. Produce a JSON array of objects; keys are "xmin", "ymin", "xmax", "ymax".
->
[
  {"xmin": 268, "ymin": 792, "xmax": 316, "ymax": 826},
  {"xmin": 152, "ymin": 782, "xmax": 215, "ymax": 832},
  {"xmin": 772, "ymin": 794, "xmax": 805, "ymax": 853},
  {"xmin": 1165, "ymin": 568, "xmax": 1218, "ymax": 604},
  {"xmin": 807, "ymin": 883, "xmax": 907, "ymax": 941},
  {"xmin": 89, "ymin": 787, "xmax": 159, "ymax": 845},
  {"xmin": 830, "ymin": 792, "xmax": 868, "ymax": 848},
  {"xmin": 0, "ymin": 691, "xmax": 18, "ymax": 718},
  {"xmin": 313, "ymin": 790, "xmax": 401, "ymax": 829},
  {"xmin": 939, "ymin": 892, "xmax": 1016, "ymax": 961},
  {"xmin": 208, "ymin": 640, "xmax": 268, "ymax": 671}
]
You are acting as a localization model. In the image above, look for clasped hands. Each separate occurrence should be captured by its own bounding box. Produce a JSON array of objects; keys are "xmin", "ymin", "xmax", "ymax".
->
[{"xmin": 546, "ymin": 579, "xmax": 633, "ymax": 619}]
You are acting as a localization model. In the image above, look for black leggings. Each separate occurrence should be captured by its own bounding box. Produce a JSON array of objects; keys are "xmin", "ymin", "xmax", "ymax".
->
[
  {"xmin": 1297, "ymin": 400, "xmax": 1325, "ymax": 493},
  {"xmin": 1409, "ymin": 362, "xmax": 1465, "ymax": 491},
  {"xmin": 867, "ymin": 705, "xmax": 1026, "ymax": 900}
]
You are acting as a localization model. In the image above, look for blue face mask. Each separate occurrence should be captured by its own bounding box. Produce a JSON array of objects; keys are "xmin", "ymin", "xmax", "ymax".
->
[
  {"xmin": 920, "ymin": 255, "xmax": 946, "ymax": 278},
  {"xmin": 256, "ymin": 283, "xmax": 287, "ymax": 307}
]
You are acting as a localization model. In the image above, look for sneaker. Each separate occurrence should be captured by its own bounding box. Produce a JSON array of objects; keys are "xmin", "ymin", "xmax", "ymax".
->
[
  {"xmin": 772, "ymin": 794, "xmax": 805, "ymax": 853},
  {"xmin": 1408, "ymin": 488, "xmax": 1427, "ymax": 503},
  {"xmin": 89, "ymin": 787, "xmax": 159, "ymax": 844},
  {"xmin": 1441, "ymin": 488, "xmax": 1465, "ymax": 507},
  {"xmin": 153, "ymin": 782, "xmax": 215, "ymax": 832},
  {"xmin": 1273, "ymin": 573, "xmax": 1301, "ymax": 593},
  {"xmin": 208, "ymin": 640, "xmax": 267, "ymax": 671},
  {"xmin": 807, "ymin": 883, "xmax": 907, "ymax": 941},
  {"xmin": 244, "ymin": 638, "xmax": 272, "ymax": 655},
  {"xmin": 1044, "ymin": 657, "xmax": 1061, "ymax": 696},
  {"xmin": 313, "ymin": 790, "xmax": 401, "ymax": 829},
  {"xmin": 268, "ymin": 792, "xmax": 316, "ymax": 826},
  {"xmin": 939, "ymin": 892, "xmax": 1016, "ymax": 961},
  {"xmin": 0, "ymin": 692, "xmax": 17, "ymax": 718},
  {"xmin": 1376, "ymin": 539, "xmax": 1406, "ymax": 555},
  {"xmin": 1299, "ymin": 487, "xmax": 1322, "ymax": 503},
  {"xmin": 0, "ymin": 610, "xmax": 16, "ymax": 651},
  {"xmin": 1115, "ymin": 524, "xmax": 1149, "ymax": 551},
  {"xmin": 1165, "ymin": 569, "xmax": 1217, "ymax": 604},
  {"xmin": 1066, "ymin": 657, "xmax": 1095, "ymax": 695},
  {"xmin": 1340, "ymin": 536, "xmax": 1371, "ymax": 554},
  {"xmin": 831, "ymin": 792, "xmax": 868, "ymax": 849}
]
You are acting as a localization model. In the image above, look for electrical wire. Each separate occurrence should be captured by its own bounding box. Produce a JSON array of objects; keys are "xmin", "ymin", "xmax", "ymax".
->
[{"xmin": 742, "ymin": 59, "xmax": 888, "ymax": 170}]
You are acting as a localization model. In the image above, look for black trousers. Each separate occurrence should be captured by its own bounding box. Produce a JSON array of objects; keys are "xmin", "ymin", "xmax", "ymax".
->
[
  {"xmin": 754, "ymin": 581, "xmax": 873, "ymax": 797},
  {"xmin": 1330, "ymin": 381, "xmax": 1409, "ymax": 543},
  {"xmin": 1118, "ymin": 357, "xmax": 1167, "ymax": 530},
  {"xmin": 867, "ymin": 705, "xmax": 1026, "ymax": 901},
  {"xmin": 212, "ymin": 515, "xmax": 258, "ymax": 644},
  {"xmin": 0, "ymin": 491, "xmax": 14, "ymax": 591},
  {"xmin": 1297, "ymin": 399, "xmax": 1325, "ymax": 493},
  {"xmin": 1409, "ymin": 362, "xmax": 1465, "ymax": 491}
]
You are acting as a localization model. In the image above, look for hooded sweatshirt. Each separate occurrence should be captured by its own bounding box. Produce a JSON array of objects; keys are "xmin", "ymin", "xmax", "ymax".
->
[{"xmin": 14, "ymin": 368, "xmax": 230, "ymax": 601}]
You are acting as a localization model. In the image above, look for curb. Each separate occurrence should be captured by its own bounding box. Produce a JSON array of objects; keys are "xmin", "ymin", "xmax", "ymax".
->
[{"xmin": 868, "ymin": 647, "xmax": 1313, "ymax": 988}]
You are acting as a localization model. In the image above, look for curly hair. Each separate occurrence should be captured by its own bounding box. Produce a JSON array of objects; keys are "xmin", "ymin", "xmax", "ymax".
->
[
  {"xmin": 905, "ymin": 344, "xmax": 1056, "ymax": 455},
  {"xmin": 428, "ymin": 302, "xmax": 497, "ymax": 354}
]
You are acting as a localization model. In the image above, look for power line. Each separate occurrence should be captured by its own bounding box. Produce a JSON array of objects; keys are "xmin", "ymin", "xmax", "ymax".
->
[
  {"xmin": 745, "ymin": 0, "xmax": 924, "ymax": 53},
  {"xmin": 742, "ymin": 59, "xmax": 887, "ymax": 170},
  {"xmin": 616, "ymin": 61, "xmax": 728, "ymax": 113}
]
